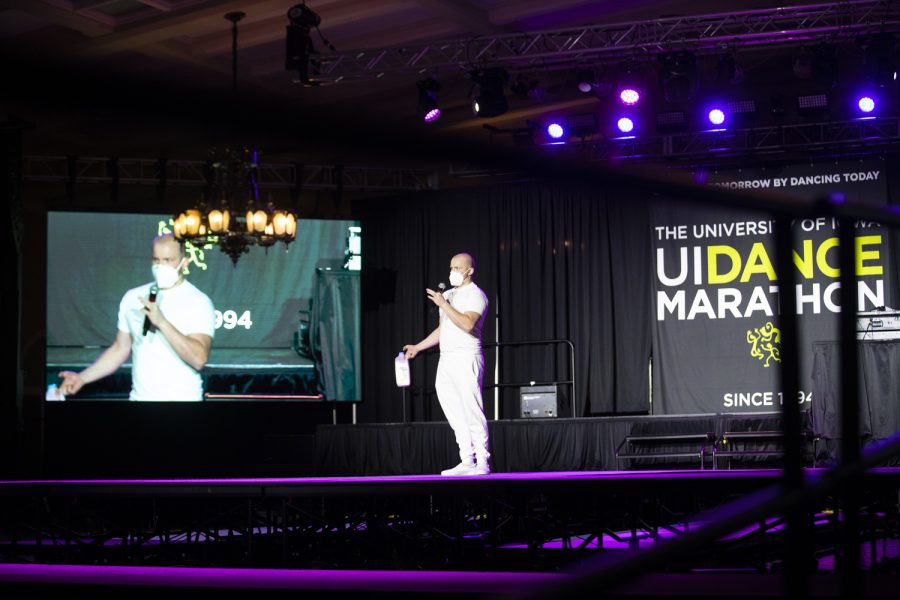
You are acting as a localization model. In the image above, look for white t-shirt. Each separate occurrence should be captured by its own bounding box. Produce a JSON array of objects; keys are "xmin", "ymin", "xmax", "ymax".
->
[
  {"xmin": 117, "ymin": 280, "xmax": 215, "ymax": 401},
  {"xmin": 439, "ymin": 282, "xmax": 488, "ymax": 355}
]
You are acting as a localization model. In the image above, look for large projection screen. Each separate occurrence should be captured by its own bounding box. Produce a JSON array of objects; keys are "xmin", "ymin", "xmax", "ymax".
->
[{"xmin": 46, "ymin": 212, "xmax": 361, "ymax": 402}]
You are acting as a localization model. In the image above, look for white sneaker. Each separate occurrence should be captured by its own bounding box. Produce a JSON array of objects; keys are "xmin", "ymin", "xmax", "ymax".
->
[
  {"xmin": 441, "ymin": 462, "xmax": 477, "ymax": 476},
  {"xmin": 472, "ymin": 463, "xmax": 491, "ymax": 475}
]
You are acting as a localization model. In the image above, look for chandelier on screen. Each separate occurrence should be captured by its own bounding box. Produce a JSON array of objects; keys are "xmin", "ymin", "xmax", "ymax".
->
[
  {"xmin": 172, "ymin": 11, "xmax": 297, "ymax": 266},
  {"xmin": 172, "ymin": 146, "xmax": 296, "ymax": 265}
]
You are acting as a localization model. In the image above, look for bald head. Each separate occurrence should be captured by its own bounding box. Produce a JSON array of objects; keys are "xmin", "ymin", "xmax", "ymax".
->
[
  {"xmin": 453, "ymin": 253, "xmax": 475, "ymax": 270},
  {"xmin": 153, "ymin": 233, "xmax": 185, "ymax": 258}
]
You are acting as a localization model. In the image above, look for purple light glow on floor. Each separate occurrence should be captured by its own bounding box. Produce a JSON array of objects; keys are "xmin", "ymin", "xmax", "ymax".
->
[
  {"xmin": 0, "ymin": 564, "xmax": 563, "ymax": 593},
  {"xmin": 817, "ymin": 539, "xmax": 900, "ymax": 571},
  {"xmin": 0, "ymin": 468, "xmax": 796, "ymax": 487},
  {"xmin": 499, "ymin": 512, "xmax": 850, "ymax": 551}
]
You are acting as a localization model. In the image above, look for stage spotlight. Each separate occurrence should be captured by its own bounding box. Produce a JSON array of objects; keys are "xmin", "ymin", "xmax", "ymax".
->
[
  {"xmin": 619, "ymin": 88, "xmax": 640, "ymax": 105},
  {"xmin": 285, "ymin": 25, "xmax": 312, "ymax": 69},
  {"xmin": 727, "ymin": 100, "xmax": 756, "ymax": 116},
  {"xmin": 288, "ymin": 3, "xmax": 321, "ymax": 29},
  {"xmin": 797, "ymin": 93, "xmax": 829, "ymax": 117},
  {"xmin": 471, "ymin": 68, "xmax": 509, "ymax": 117},
  {"xmin": 857, "ymin": 95, "xmax": 876, "ymax": 114},
  {"xmin": 659, "ymin": 51, "xmax": 697, "ymax": 103},
  {"xmin": 576, "ymin": 68, "xmax": 596, "ymax": 93},
  {"xmin": 417, "ymin": 78, "xmax": 441, "ymax": 122},
  {"xmin": 616, "ymin": 117, "xmax": 634, "ymax": 134},
  {"xmin": 547, "ymin": 122, "xmax": 566, "ymax": 140},
  {"xmin": 615, "ymin": 69, "xmax": 643, "ymax": 105},
  {"xmin": 707, "ymin": 108, "xmax": 726, "ymax": 127},
  {"xmin": 859, "ymin": 33, "xmax": 897, "ymax": 86},
  {"xmin": 726, "ymin": 99, "xmax": 757, "ymax": 126},
  {"xmin": 567, "ymin": 113, "xmax": 598, "ymax": 137},
  {"xmin": 285, "ymin": 3, "xmax": 322, "ymax": 85},
  {"xmin": 423, "ymin": 108, "xmax": 441, "ymax": 123}
]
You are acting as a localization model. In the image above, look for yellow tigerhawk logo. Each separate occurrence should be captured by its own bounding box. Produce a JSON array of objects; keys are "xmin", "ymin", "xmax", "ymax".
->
[
  {"xmin": 158, "ymin": 220, "xmax": 213, "ymax": 273},
  {"xmin": 747, "ymin": 322, "xmax": 781, "ymax": 367}
]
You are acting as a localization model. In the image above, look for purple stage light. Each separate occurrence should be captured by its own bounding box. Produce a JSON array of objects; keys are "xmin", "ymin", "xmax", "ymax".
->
[
  {"xmin": 423, "ymin": 108, "xmax": 441, "ymax": 122},
  {"xmin": 708, "ymin": 108, "xmax": 725, "ymax": 126},
  {"xmin": 619, "ymin": 88, "xmax": 640, "ymax": 105},
  {"xmin": 858, "ymin": 96, "xmax": 876, "ymax": 113},
  {"xmin": 547, "ymin": 122, "xmax": 565, "ymax": 139},
  {"xmin": 617, "ymin": 117, "xmax": 634, "ymax": 133}
]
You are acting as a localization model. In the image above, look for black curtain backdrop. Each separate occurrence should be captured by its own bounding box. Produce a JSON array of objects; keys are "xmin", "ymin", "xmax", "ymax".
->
[
  {"xmin": 357, "ymin": 158, "xmax": 900, "ymax": 427},
  {"xmin": 311, "ymin": 269, "xmax": 361, "ymax": 401},
  {"xmin": 358, "ymin": 182, "xmax": 652, "ymax": 424}
]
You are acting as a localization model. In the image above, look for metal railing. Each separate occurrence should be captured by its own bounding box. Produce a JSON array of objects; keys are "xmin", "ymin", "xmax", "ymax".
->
[{"xmin": 401, "ymin": 338, "xmax": 576, "ymax": 422}]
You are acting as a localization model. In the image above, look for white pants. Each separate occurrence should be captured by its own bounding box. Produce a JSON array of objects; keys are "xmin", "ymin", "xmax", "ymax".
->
[{"xmin": 435, "ymin": 352, "xmax": 490, "ymax": 465}]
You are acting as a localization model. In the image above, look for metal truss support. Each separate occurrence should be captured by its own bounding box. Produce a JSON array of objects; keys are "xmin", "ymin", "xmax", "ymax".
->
[
  {"xmin": 449, "ymin": 117, "xmax": 900, "ymax": 177},
  {"xmin": 307, "ymin": 1, "xmax": 900, "ymax": 83},
  {"xmin": 1, "ymin": 478, "xmax": 897, "ymax": 572},
  {"xmin": 23, "ymin": 156, "xmax": 439, "ymax": 192}
]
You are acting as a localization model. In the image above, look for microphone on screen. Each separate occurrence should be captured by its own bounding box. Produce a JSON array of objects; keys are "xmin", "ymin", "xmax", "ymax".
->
[{"xmin": 143, "ymin": 284, "xmax": 159, "ymax": 336}]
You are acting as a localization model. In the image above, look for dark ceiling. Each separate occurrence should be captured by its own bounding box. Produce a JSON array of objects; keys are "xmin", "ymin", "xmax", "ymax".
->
[{"xmin": 3, "ymin": 1, "xmax": 900, "ymax": 171}]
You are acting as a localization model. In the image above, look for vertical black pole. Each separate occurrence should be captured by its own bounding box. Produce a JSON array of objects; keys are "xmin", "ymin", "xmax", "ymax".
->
[
  {"xmin": 1, "ymin": 120, "xmax": 25, "ymax": 478},
  {"xmin": 837, "ymin": 213, "xmax": 861, "ymax": 597},
  {"xmin": 230, "ymin": 13, "xmax": 241, "ymax": 98},
  {"xmin": 774, "ymin": 215, "xmax": 808, "ymax": 599},
  {"xmin": 402, "ymin": 385, "xmax": 408, "ymax": 424}
]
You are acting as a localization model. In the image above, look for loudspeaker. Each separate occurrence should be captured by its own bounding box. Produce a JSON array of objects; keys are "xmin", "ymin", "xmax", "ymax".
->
[{"xmin": 520, "ymin": 385, "xmax": 557, "ymax": 418}]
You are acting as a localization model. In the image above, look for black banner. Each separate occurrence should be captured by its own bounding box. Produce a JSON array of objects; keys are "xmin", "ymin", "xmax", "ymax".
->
[{"xmin": 651, "ymin": 159, "xmax": 892, "ymax": 414}]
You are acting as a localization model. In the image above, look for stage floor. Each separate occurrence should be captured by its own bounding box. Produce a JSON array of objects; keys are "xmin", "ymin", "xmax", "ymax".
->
[{"xmin": 0, "ymin": 467, "xmax": 860, "ymax": 497}]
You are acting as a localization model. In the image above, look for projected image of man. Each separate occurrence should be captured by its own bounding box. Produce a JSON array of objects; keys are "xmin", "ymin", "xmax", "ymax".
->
[
  {"xmin": 403, "ymin": 253, "xmax": 491, "ymax": 476},
  {"xmin": 58, "ymin": 234, "xmax": 215, "ymax": 401}
]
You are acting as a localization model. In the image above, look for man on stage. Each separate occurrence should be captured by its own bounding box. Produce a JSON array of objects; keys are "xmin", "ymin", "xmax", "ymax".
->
[
  {"xmin": 404, "ymin": 252, "xmax": 491, "ymax": 476},
  {"xmin": 58, "ymin": 233, "xmax": 215, "ymax": 401}
]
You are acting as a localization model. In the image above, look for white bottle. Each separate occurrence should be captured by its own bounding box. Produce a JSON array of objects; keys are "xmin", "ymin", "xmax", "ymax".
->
[
  {"xmin": 394, "ymin": 352, "xmax": 410, "ymax": 387},
  {"xmin": 46, "ymin": 384, "xmax": 66, "ymax": 401}
]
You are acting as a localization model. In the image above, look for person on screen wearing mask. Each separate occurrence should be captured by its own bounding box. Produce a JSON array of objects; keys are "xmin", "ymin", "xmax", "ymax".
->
[
  {"xmin": 403, "ymin": 252, "xmax": 491, "ymax": 476},
  {"xmin": 58, "ymin": 233, "xmax": 215, "ymax": 401}
]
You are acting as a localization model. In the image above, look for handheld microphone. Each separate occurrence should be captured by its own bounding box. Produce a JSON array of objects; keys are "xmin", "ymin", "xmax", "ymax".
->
[
  {"xmin": 429, "ymin": 283, "xmax": 446, "ymax": 313},
  {"xmin": 143, "ymin": 284, "xmax": 159, "ymax": 336}
]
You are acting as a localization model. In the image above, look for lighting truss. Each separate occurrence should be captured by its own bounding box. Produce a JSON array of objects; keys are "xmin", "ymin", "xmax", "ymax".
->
[
  {"xmin": 22, "ymin": 157, "xmax": 440, "ymax": 192},
  {"xmin": 306, "ymin": 1, "xmax": 900, "ymax": 84},
  {"xmin": 449, "ymin": 117, "xmax": 900, "ymax": 175}
]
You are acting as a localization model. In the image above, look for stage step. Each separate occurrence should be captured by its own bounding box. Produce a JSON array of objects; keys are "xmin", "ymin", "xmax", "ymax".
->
[{"xmin": 615, "ymin": 432, "xmax": 717, "ymax": 470}]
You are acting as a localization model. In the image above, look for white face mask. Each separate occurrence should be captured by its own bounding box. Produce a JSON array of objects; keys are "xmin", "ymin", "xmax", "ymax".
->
[
  {"xmin": 449, "ymin": 270, "xmax": 466, "ymax": 287},
  {"xmin": 152, "ymin": 259, "xmax": 184, "ymax": 289}
]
